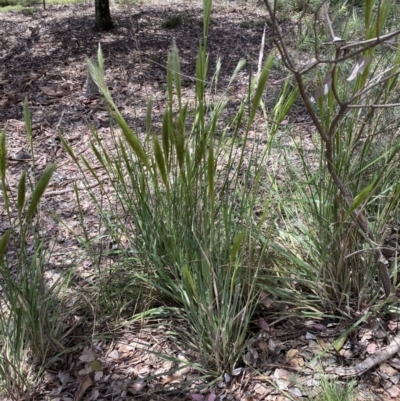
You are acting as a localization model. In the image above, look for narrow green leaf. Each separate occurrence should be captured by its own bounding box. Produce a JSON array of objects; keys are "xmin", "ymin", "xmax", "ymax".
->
[
  {"xmin": 23, "ymin": 97, "xmax": 33, "ymax": 145},
  {"xmin": 213, "ymin": 57, "xmax": 222, "ymax": 91},
  {"xmin": 0, "ymin": 131, "xmax": 6, "ymax": 181},
  {"xmin": 203, "ymin": 0, "xmax": 213, "ymax": 43},
  {"xmin": 113, "ymin": 113, "xmax": 150, "ymax": 170},
  {"xmin": 171, "ymin": 41, "xmax": 182, "ymax": 104},
  {"xmin": 97, "ymin": 42, "xmax": 104, "ymax": 72},
  {"xmin": 345, "ymin": 181, "xmax": 375, "ymax": 220},
  {"xmin": 167, "ymin": 52, "xmax": 174, "ymax": 106},
  {"xmin": 230, "ymin": 232, "xmax": 245, "ymax": 262},
  {"xmin": 333, "ymin": 333, "xmax": 348, "ymax": 352},
  {"xmin": 175, "ymin": 112, "xmax": 186, "ymax": 174},
  {"xmin": 153, "ymin": 136, "xmax": 169, "ymax": 194},
  {"xmin": 247, "ymin": 53, "xmax": 274, "ymax": 130},
  {"xmin": 227, "ymin": 59, "xmax": 247, "ymax": 88},
  {"xmin": 182, "ymin": 266, "xmax": 198, "ymax": 301},
  {"xmin": 364, "ymin": 0, "xmax": 375, "ymax": 36},
  {"xmin": 91, "ymin": 142, "xmax": 107, "ymax": 169},
  {"xmin": 273, "ymin": 80, "xmax": 298, "ymax": 123},
  {"xmin": 17, "ymin": 169, "xmax": 27, "ymax": 220},
  {"xmin": 146, "ymin": 98, "xmax": 153, "ymax": 138},
  {"xmin": 196, "ymin": 43, "xmax": 208, "ymax": 102},
  {"xmin": 162, "ymin": 111, "xmax": 170, "ymax": 166},
  {"xmin": 25, "ymin": 164, "xmax": 56, "ymax": 225},
  {"xmin": 366, "ymin": 0, "xmax": 390, "ymax": 39},
  {"xmin": 207, "ymin": 139, "xmax": 214, "ymax": 204},
  {"xmin": 87, "ymin": 51, "xmax": 114, "ymax": 107},
  {"xmin": 0, "ymin": 230, "xmax": 11, "ymax": 261}
]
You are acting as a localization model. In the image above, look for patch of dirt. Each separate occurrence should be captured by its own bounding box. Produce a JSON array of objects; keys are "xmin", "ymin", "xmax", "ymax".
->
[{"xmin": 0, "ymin": 1, "xmax": 398, "ymax": 400}]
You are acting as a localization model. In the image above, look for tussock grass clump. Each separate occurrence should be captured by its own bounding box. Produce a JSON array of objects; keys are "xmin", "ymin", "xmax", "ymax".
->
[
  {"xmin": 62, "ymin": 0, "xmax": 296, "ymax": 377},
  {"xmin": 262, "ymin": 0, "xmax": 400, "ymax": 317},
  {"xmin": 0, "ymin": 101, "xmax": 73, "ymax": 400}
]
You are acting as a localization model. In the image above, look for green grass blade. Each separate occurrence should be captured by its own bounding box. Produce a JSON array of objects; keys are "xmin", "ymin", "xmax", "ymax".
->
[
  {"xmin": 247, "ymin": 53, "xmax": 274, "ymax": 130},
  {"xmin": 230, "ymin": 232, "xmax": 245, "ymax": 263},
  {"xmin": 23, "ymin": 98, "xmax": 33, "ymax": 148},
  {"xmin": 25, "ymin": 164, "xmax": 56, "ymax": 225},
  {"xmin": 17, "ymin": 169, "xmax": 27, "ymax": 221},
  {"xmin": 0, "ymin": 131, "xmax": 6, "ymax": 182},
  {"xmin": 203, "ymin": 0, "xmax": 212, "ymax": 44},
  {"xmin": 344, "ymin": 181, "xmax": 375, "ymax": 221},
  {"xmin": 113, "ymin": 113, "xmax": 150, "ymax": 170},
  {"xmin": 0, "ymin": 230, "xmax": 10, "ymax": 261},
  {"xmin": 171, "ymin": 41, "xmax": 182, "ymax": 105},
  {"xmin": 153, "ymin": 136, "xmax": 170, "ymax": 195}
]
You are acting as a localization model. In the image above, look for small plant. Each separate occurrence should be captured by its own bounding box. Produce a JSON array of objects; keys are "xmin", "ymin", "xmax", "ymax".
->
[
  {"xmin": 162, "ymin": 14, "xmax": 183, "ymax": 29},
  {"xmin": 0, "ymin": 100, "xmax": 72, "ymax": 400},
  {"xmin": 310, "ymin": 376, "xmax": 356, "ymax": 401},
  {"xmin": 262, "ymin": 0, "xmax": 400, "ymax": 316},
  {"xmin": 62, "ymin": 0, "xmax": 296, "ymax": 378}
]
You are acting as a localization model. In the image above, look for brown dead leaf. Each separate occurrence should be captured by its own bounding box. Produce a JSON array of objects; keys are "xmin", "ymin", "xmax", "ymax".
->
[
  {"xmin": 347, "ymin": 55, "xmax": 372, "ymax": 81},
  {"xmin": 379, "ymin": 363, "xmax": 398, "ymax": 377},
  {"xmin": 386, "ymin": 385, "xmax": 400, "ymax": 398},
  {"xmin": 389, "ymin": 358, "xmax": 400, "ymax": 369},
  {"xmin": 40, "ymin": 86, "xmax": 62, "ymax": 97},
  {"xmin": 79, "ymin": 348, "xmax": 96, "ymax": 363},
  {"xmin": 258, "ymin": 339, "xmax": 269, "ymax": 352},
  {"xmin": 162, "ymin": 375, "xmax": 182, "ymax": 386},
  {"xmin": 258, "ymin": 318, "xmax": 270, "ymax": 332},
  {"xmin": 93, "ymin": 371, "xmax": 103, "ymax": 382},
  {"xmin": 285, "ymin": 349, "xmax": 304, "ymax": 367},
  {"xmin": 74, "ymin": 375, "xmax": 93, "ymax": 401},
  {"xmin": 253, "ymin": 383, "xmax": 270, "ymax": 397},
  {"xmin": 273, "ymin": 368, "xmax": 290, "ymax": 390},
  {"xmin": 130, "ymin": 378, "xmax": 146, "ymax": 393},
  {"xmin": 366, "ymin": 343, "xmax": 377, "ymax": 354},
  {"xmin": 310, "ymin": 68, "xmax": 333, "ymax": 103},
  {"xmin": 78, "ymin": 365, "xmax": 93, "ymax": 376}
]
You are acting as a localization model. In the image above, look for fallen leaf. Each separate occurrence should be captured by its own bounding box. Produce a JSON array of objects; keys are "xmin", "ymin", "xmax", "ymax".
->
[
  {"xmin": 366, "ymin": 343, "xmax": 377, "ymax": 354},
  {"xmin": 191, "ymin": 394, "xmax": 205, "ymax": 401},
  {"xmin": 93, "ymin": 371, "xmax": 103, "ymax": 382},
  {"xmin": 40, "ymin": 86, "xmax": 61, "ymax": 96},
  {"xmin": 310, "ymin": 69, "xmax": 333, "ymax": 103},
  {"xmin": 386, "ymin": 385, "xmax": 400, "ymax": 398},
  {"xmin": 205, "ymin": 393, "xmax": 216, "ymax": 401},
  {"xmin": 258, "ymin": 339, "xmax": 268, "ymax": 351},
  {"xmin": 258, "ymin": 318, "xmax": 270, "ymax": 332},
  {"xmin": 74, "ymin": 375, "xmax": 92, "ymax": 401},
  {"xmin": 347, "ymin": 56, "xmax": 372, "ymax": 81},
  {"xmin": 79, "ymin": 349, "xmax": 95, "ymax": 363},
  {"xmin": 312, "ymin": 324, "xmax": 327, "ymax": 331},
  {"xmin": 286, "ymin": 349, "xmax": 304, "ymax": 367},
  {"xmin": 91, "ymin": 359, "xmax": 102, "ymax": 371},
  {"xmin": 58, "ymin": 372, "xmax": 74, "ymax": 386},
  {"xmin": 253, "ymin": 383, "xmax": 270, "ymax": 397},
  {"xmin": 288, "ymin": 387, "xmax": 303, "ymax": 397},
  {"xmin": 273, "ymin": 368, "xmax": 290, "ymax": 390},
  {"xmin": 379, "ymin": 363, "xmax": 398, "ymax": 377},
  {"xmin": 390, "ymin": 358, "xmax": 400, "ymax": 369}
]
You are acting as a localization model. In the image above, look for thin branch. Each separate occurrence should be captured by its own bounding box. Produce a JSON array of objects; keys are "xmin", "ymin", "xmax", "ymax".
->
[
  {"xmin": 347, "ymin": 103, "xmax": 400, "ymax": 109},
  {"xmin": 262, "ymin": 0, "xmax": 327, "ymax": 142}
]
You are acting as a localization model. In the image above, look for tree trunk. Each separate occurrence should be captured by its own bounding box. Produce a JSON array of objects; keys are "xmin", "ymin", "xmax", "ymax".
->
[{"xmin": 94, "ymin": 0, "xmax": 113, "ymax": 31}]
